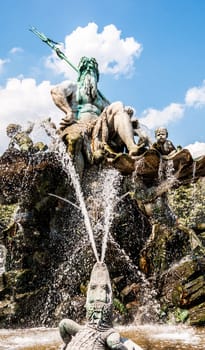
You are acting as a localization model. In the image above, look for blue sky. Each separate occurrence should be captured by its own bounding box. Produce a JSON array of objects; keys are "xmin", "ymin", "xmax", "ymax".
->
[{"xmin": 0, "ymin": 0, "xmax": 205, "ymax": 157}]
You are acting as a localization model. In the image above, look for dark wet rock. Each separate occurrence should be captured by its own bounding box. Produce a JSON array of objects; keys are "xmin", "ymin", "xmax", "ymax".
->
[
  {"xmin": 159, "ymin": 256, "xmax": 205, "ymax": 324},
  {"xmin": 189, "ymin": 302, "xmax": 205, "ymax": 326},
  {"xmin": 0, "ymin": 147, "xmax": 205, "ymax": 327}
]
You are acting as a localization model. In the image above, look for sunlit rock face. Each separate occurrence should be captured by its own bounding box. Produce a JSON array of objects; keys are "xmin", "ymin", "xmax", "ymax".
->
[{"xmin": 0, "ymin": 146, "xmax": 205, "ymax": 328}]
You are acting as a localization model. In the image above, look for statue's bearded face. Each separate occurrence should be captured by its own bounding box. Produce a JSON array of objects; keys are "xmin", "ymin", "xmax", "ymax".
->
[
  {"xmin": 86, "ymin": 300, "xmax": 113, "ymax": 326},
  {"xmin": 78, "ymin": 57, "xmax": 99, "ymax": 101},
  {"xmin": 83, "ymin": 70, "xmax": 98, "ymax": 100}
]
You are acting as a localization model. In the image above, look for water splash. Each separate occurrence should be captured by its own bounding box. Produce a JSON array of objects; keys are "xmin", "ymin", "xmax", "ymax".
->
[
  {"xmin": 192, "ymin": 160, "xmax": 196, "ymax": 180},
  {"xmin": 41, "ymin": 119, "xmax": 100, "ymax": 261},
  {"xmin": 0, "ymin": 245, "xmax": 7, "ymax": 274},
  {"xmin": 54, "ymin": 140, "xmax": 99, "ymax": 262},
  {"xmin": 100, "ymin": 169, "xmax": 121, "ymax": 262},
  {"xmin": 166, "ymin": 159, "xmax": 175, "ymax": 179},
  {"xmin": 191, "ymin": 161, "xmax": 197, "ymax": 207},
  {"xmin": 108, "ymin": 233, "xmax": 161, "ymax": 324},
  {"xmin": 40, "ymin": 120, "xmax": 161, "ymax": 323},
  {"xmin": 48, "ymin": 193, "xmax": 81, "ymax": 211}
]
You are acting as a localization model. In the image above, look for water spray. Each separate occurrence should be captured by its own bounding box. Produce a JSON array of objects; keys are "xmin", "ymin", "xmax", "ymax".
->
[{"xmin": 48, "ymin": 193, "xmax": 80, "ymax": 211}]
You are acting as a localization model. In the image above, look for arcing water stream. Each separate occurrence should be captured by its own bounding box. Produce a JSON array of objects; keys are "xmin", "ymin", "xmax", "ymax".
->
[{"xmin": 55, "ymin": 140, "xmax": 100, "ymax": 262}]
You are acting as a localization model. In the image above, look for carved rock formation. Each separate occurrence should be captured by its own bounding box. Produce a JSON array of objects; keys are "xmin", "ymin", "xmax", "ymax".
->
[{"xmin": 0, "ymin": 147, "xmax": 205, "ymax": 328}]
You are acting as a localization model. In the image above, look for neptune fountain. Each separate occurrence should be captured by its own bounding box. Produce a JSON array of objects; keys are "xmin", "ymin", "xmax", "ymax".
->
[{"xmin": 0, "ymin": 28, "xmax": 205, "ymax": 350}]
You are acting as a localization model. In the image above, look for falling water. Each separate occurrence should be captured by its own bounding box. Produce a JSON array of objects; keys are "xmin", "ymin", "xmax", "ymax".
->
[
  {"xmin": 0, "ymin": 245, "xmax": 6, "ymax": 273},
  {"xmin": 192, "ymin": 160, "xmax": 196, "ymax": 180},
  {"xmin": 100, "ymin": 169, "xmax": 121, "ymax": 262},
  {"xmin": 40, "ymin": 120, "xmax": 161, "ymax": 323},
  {"xmin": 41, "ymin": 121, "xmax": 125, "ymax": 263},
  {"xmin": 108, "ymin": 232, "xmax": 161, "ymax": 323},
  {"xmin": 54, "ymin": 140, "xmax": 99, "ymax": 262},
  {"xmin": 157, "ymin": 157, "xmax": 175, "ymax": 182},
  {"xmin": 165, "ymin": 159, "xmax": 175, "ymax": 179},
  {"xmin": 191, "ymin": 160, "xmax": 197, "ymax": 206},
  {"xmin": 40, "ymin": 118, "xmax": 99, "ymax": 262}
]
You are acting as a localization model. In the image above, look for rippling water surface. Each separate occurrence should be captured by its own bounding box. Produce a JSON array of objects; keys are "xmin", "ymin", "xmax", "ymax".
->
[{"xmin": 0, "ymin": 325, "xmax": 204, "ymax": 350}]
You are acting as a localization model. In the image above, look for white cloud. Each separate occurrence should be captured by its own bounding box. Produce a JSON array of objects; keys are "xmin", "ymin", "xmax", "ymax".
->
[
  {"xmin": 0, "ymin": 75, "xmax": 204, "ymax": 158},
  {"xmin": 0, "ymin": 78, "xmax": 62, "ymax": 154},
  {"xmin": 0, "ymin": 58, "xmax": 10, "ymax": 73},
  {"xmin": 185, "ymin": 80, "xmax": 205, "ymax": 107},
  {"xmin": 0, "ymin": 20, "xmax": 143, "ymax": 155},
  {"xmin": 9, "ymin": 47, "xmax": 24, "ymax": 54},
  {"xmin": 139, "ymin": 103, "xmax": 185, "ymax": 130},
  {"xmin": 45, "ymin": 22, "xmax": 142, "ymax": 79},
  {"xmin": 0, "ymin": 78, "xmax": 57, "ymax": 126},
  {"xmin": 138, "ymin": 80, "xmax": 205, "ymax": 133},
  {"xmin": 1, "ymin": 23, "xmax": 205, "ymax": 157},
  {"xmin": 185, "ymin": 141, "xmax": 205, "ymax": 159}
]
